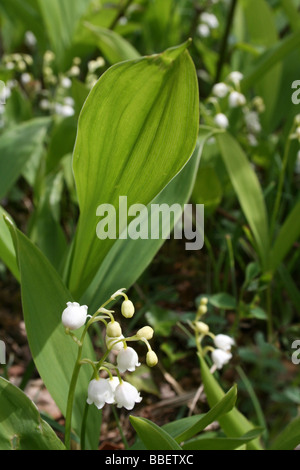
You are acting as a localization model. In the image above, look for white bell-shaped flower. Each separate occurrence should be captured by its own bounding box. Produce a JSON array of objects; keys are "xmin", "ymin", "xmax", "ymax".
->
[
  {"xmin": 106, "ymin": 376, "xmax": 120, "ymax": 394},
  {"xmin": 114, "ymin": 381, "xmax": 142, "ymax": 410},
  {"xmin": 229, "ymin": 91, "xmax": 246, "ymax": 108},
  {"xmin": 212, "ymin": 82, "xmax": 229, "ymax": 98},
  {"xmin": 228, "ymin": 71, "xmax": 244, "ymax": 85},
  {"xmin": 214, "ymin": 334, "xmax": 235, "ymax": 351},
  {"xmin": 87, "ymin": 378, "xmax": 115, "ymax": 409},
  {"xmin": 117, "ymin": 347, "xmax": 140, "ymax": 373},
  {"xmin": 61, "ymin": 302, "xmax": 88, "ymax": 330},
  {"xmin": 211, "ymin": 349, "xmax": 232, "ymax": 369},
  {"xmin": 214, "ymin": 113, "xmax": 229, "ymax": 129}
]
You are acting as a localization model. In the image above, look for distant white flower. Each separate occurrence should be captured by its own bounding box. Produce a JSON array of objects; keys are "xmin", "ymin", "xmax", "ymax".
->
[
  {"xmin": 214, "ymin": 113, "xmax": 229, "ymax": 129},
  {"xmin": 200, "ymin": 12, "xmax": 219, "ymax": 29},
  {"xmin": 114, "ymin": 381, "xmax": 142, "ymax": 410},
  {"xmin": 68, "ymin": 65, "xmax": 80, "ymax": 77},
  {"xmin": 244, "ymin": 111, "xmax": 261, "ymax": 134},
  {"xmin": 39, "ymin": 99, "xmax": 51, "ymax": 111},
  {"xmin": 197, "ymin": 23, "xmax": 210, "ymax": 38},
  {"xmin": 212, "ymin": 82, "xmax": 229, "ymax": 98},
  {"xmin": 54, "ymin": 103, "xmax": 75, "ymax": 117},
  {"xmin": 117, "ymin": 347, "xmax": 140, "ymax": 373},
  {"xmin": 214, "ymin": 334, "xmax": 235, "ymax": 351},
  {"xmin": 248, "ymin": 134, "xmax": 258, "ymax": 147},
  {"xmin": 61, "ymin": 77, "xmax": 72, "ymax": 89},
  {"xmin": 6, "ymin": 62, "xmax": 14, "ymax": 70},
  {"xmin": 87, "ymin": 378, "xmax": 115, "ymax": 409},
  {"xmin": 61, "ymin": 301, "xmax": 88, "ymax": 330},
  {"xmin": 211, "ymin": 349, "xmax": 232, "ymax": 369},
  {"xmin": 24, "ymin": 31, "xmax": 37, "ymax": 47},
  {"xmin": 229, "ymin": 91, "xmax": 246, "ymax": 108},
  {"xmin": 228, "ymin": 71, "xmax": 244, "ymax": 85},
  {"xmin": 295, "ymin": 150, "xmax": 300, "ymax": 175},
  {"xmin": 106, "ymin": 334, "xmax": 125, "ymax": 351},
  {"xmin": 20, "ymin": 73, "xmax": 31, "ymax": 84},
  {"xmin": 64, "ymin": 96, "xmax": 75, "ymax": 107}
]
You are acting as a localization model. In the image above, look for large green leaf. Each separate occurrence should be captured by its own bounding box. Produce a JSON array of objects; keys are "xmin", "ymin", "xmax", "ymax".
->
[
  {"xmin": 67, "ymin": 42, "xmax": 199, "ymax": 297},
  {"xmin": 216, "ymin": 132, "xmax": 269, "ymax": 269},
  {"xmin": 0, "ymin": 377, "xmax": 65, "ymax": 450},
  {"xmin": 81, "ymin": 129, "xmax": 211, "ymax": 311},
  {"xmin": 5, "ymin": 217, "xmax": 101, "ymax": 450},
  {"xmin": 0, "ymin": 118, "xmax": 50, "ymax": 199},
  {"xmin": 198, "ymin": 354, "xmax": 263, "ymax": 450},
  {"xmin": 129, "ymin": 416, "xmax": 182, "ymax": 450}
]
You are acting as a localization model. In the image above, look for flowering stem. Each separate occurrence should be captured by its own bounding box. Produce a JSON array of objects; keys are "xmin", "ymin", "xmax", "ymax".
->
[
  {"xmin": 64, "ymin": 298, "xmax": 114, "ymax": 450},
  {"xmin": 214, "ymin": 0, "xmax": 238, "ymax": 84},
  {"xmin": 111, "ymin": 405, "xmax": 129, "ymax": 449},
  {"xmin": 270, "ymin": 130, "xmax": 293, "ymax": 238}
]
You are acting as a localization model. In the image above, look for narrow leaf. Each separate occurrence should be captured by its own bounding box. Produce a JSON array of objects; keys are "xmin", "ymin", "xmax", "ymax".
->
[{"xmin": 129, "ymin": 416, "xmax": 182, "ymax": 450}]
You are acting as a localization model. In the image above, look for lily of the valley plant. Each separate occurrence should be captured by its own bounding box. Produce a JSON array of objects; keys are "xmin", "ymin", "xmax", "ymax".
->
[{"xmin": 62, "ymin": 288, "xmax": 158, "ymax": 450}]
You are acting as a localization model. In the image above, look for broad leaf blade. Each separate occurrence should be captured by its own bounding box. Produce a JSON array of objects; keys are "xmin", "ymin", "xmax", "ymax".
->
[
  {"xmin": 81, "ymin": 129, "xmax": 211, "ymax": 311},
  {"xmin": 0, "ymin": 377, "xmax": 65, "ymax": 450},
  {"xmin": 68, "ymin": 42, "xmax": 199, "ymax": 297}
]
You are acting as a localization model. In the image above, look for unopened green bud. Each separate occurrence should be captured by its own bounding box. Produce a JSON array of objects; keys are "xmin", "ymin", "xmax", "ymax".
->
[
  {"xmin": 195, "ymin": 321, "xmax": 209, "ymax": 335},
  {"xmin": 121, "ymin": 300, "xmax": 135, "ymax": 318},
  {"xmin": 198, "ymin": 305, "xmax": 207, "ymax": 315},
  {"xmin": 200, "ymin": 297, "xmax": 208, "ymax": 305},
  {"xmin": 146, "ymin": 350, "xmax": 158, "ymax": 367},
  {"xmin": 106, "ymin": 321, "xmax": 122, "ymax": 337},
  {"xmin": 136, "ymin": 326, "xmax": 154, "ymax": 340}
]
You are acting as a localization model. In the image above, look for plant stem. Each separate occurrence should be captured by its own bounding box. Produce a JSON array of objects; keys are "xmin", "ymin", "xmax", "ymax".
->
[
  {"xmin": 64, "ymin": 299, "xmax": 113, "ymax": 449},
  {"xmin": 109, "ymin": 0, "xmax": 133, "ymax": 30},
  {"xmin": 111, "ymin": 405, "xmax": 129, "ymax": 449},
  {"xmin": 270, "ymin": 134, "xmax": 292, "ymax": 238},
  {"xmin": 214, "ymin": 0, "xmax": 238, "ymax": 84},
  {"xmin": 266, "ymin": 282, "xmax": 273, "ymax": 342}
]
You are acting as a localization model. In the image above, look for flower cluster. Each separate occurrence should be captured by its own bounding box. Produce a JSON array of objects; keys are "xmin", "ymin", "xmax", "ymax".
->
[
  {"xmin": 197, "ymin": 12, "xmax": 219, "ymax": 38},
  {"xmin": 62, "ymin": 288, "xmax": 158, "ymax": 411},
  {"xmin": 192, "ymin": 297, "xmax": 235, "ymax": 370},
  {"xmin": 209, "ymin": 71, "xmax": 265, "ymax": 147}
]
